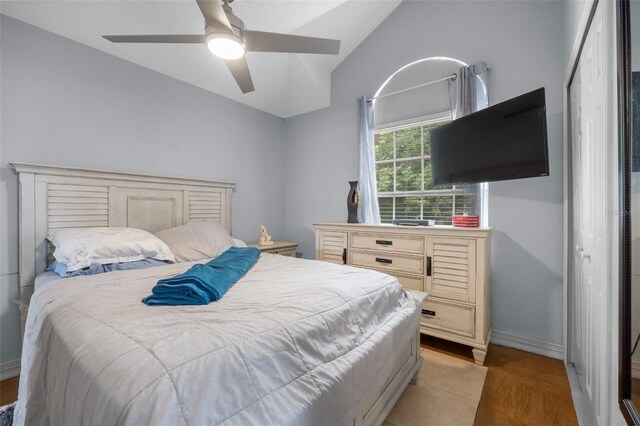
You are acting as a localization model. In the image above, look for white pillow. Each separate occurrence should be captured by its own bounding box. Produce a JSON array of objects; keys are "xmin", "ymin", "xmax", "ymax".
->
[
  {"xmin": 47, "ymin": 227, "xmax": 175, "ymax": 272},
  {"xmin": 154, "ymin": 221, "xmax": 235, "ymax": 263},
  {"xmin": 233, "ymin": 238, "xmax": 247, "ymax": 247}
]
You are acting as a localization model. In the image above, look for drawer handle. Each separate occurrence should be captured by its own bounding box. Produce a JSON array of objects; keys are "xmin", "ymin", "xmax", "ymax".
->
[
  {"xmin": 426, "ymin": 256, "xmax": 432, "ymax": 276},
  {"xmin": 422, "ymin": 309, "xmax": 436, "ymax": 317},
  {"xmin": 375, "ymin": 257, "xmax": 393, "ymax": 265},
  {"xmin": 376, "ymin": 240, "xmax": 393, "ymax": 246},
  {"xmin": 342, "ymin": 248, "xmax": 347, "ymax": 265}
]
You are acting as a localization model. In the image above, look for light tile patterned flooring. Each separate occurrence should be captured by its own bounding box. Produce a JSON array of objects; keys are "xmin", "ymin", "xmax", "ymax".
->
[{"xmin": 385, "ymin": 347, "xmax": 487, "ymax": 426}]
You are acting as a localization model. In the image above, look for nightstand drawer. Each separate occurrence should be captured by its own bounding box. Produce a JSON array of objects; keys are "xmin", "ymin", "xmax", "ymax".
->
[
  {"xmin": 269, "ymin": 248, "xmax": 296, "ymax": 257},
  {"xmin": 421, "ymin": 298, "xmax": 475, "ymax": 338},
  {"xmin": 250, "ymin": 242, "xmax": 298, "ymax": 258},
  {"xmin": 351, "ymin": 233, "xmax": 424, "ymax": 254},
  {"xmin": 350, "ymin": 250, "xmax": 424, "ymax": 275}
]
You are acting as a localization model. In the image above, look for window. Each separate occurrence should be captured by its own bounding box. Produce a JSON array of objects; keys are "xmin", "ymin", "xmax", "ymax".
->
[{"xmin": 374, "ymin": 115, "xmax": 477, "ymax": 225}]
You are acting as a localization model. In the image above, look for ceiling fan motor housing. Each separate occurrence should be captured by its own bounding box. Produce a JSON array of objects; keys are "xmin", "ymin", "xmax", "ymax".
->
[
  {"xmin": 205, "ymin": 10, "xmax": 246, "ymax": 61},
  {"xmin": 205, "ymin": 7, "xmax": 245, "ymax": 41},
  {"xmin": 225, "ymin": 13, "xmax": 245, "ymax": 36}
]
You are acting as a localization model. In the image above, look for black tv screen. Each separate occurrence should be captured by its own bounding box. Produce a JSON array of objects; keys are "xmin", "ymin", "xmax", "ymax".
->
[{"xmin": 430, "ymin": 87, "xmax": 549, "ymax": 186}]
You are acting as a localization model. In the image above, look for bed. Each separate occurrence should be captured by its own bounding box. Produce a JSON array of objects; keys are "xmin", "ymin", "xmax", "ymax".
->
[{"xmin": 11, "ymin": 163, "xmax": 424, "ymax": 426}]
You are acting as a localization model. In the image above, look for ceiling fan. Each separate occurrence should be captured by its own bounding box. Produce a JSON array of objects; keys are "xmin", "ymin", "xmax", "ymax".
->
[{"xmin": 103, "ymin": 0, "xmax": 341, "ymax": 94}]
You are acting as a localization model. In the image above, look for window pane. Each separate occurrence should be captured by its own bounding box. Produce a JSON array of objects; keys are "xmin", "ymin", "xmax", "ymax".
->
[
  {"xmin": 424, "ymin": 196, "xmax": 454, "ymax": 224},
  {"xmin": 423, "ymin": 118, "xmax": 450, "ymax": 156},
  {"xmin": 374, "ymin": 131, "xmax": 393, "ymax": 161},
  {"xmin": 435, "ymin": 183, "xmax": 454, "ymax": 190},
  {"xmin": 424, "ymin": 160, "xmax": 452, "ymax": 190},
  {"xmin": 395, "ymin": 127, "xmax": 421, "ymax": 159},
  {"xmin": 374, "ymin": 116, "xmax": 476, "ymax": 225},
  {"xmin": 376, "ymin": 162, "xmax": 394, "ymax": 192},
  {"xmin": 378, "ymin": 197, "xmax": 393, "ymax": 223},
  {"xmin": 423, "ymin": 124, "xmax": 432, "ymax": 156},
  {"xmin": 396, "ymin": 160, "xmax": 422, "ymax": 191},
  {"xmin": 424, "ymin": 160, "xmax": 433, "ymax": 190},
  {"xmin": 395, "ymin": 197, "xmax": 422, "ymax": 220},
  {"xmin": 455, "ymin": 194, "xmax": 477, "ymax": 215}
]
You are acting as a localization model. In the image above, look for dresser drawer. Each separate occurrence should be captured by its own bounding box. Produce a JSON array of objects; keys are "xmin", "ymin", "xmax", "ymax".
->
[
  {"xmin": 395, "ymin": 274, "xmax": 424, "ymax": 292},
  {"xmin": 350, "ymin": 250, "xmax": 424, "ymax": 275},
  {"xmin": 421, "ymin": 298, "xmax": 475, "ymax": 338},
  {"xmin": 351, "ymin": 233, "xmax": 424, "ymax": 254},
  {"xmin": 367, "ymin": 268, "xmax": 424, "ymax": 292}
]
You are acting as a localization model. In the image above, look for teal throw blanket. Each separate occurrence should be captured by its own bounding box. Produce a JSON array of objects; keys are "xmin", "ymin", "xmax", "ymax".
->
[{"xmin": 143, "ymin": 247, "xmax": 260, "ymax": 306}]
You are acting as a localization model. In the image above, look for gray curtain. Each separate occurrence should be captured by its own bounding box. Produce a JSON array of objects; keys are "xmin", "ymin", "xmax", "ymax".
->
[
  {"xmin": 447, "ymin": 62, "xmax": 490, "ymax": 224},
  {"xmin": 448, "ymin": 66, "xmax": 475, "ymax": 119},
  {"xmin": 448, "ymin": 62, "xmax": 489, "ymax": 118},
  {"xmin": 358, "ymin": 96, "xmax": 381, "ymax": 224}
]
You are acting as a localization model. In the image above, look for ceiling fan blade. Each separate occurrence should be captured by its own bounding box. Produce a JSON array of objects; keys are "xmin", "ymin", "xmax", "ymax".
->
[
  {"xmin": 224, "ymin": 56, "xmax": 255, "ymax": 94},
  {"xmin": 245, "ymin": 31, "xmax": 340, "ymax": 55},
  {"xmin": 103, "ymin": 35, "xmax": 205, "ymax": 44},
  {"xmin": 196, "ymin": 0, "xmax": 232, "ymax": 32}
]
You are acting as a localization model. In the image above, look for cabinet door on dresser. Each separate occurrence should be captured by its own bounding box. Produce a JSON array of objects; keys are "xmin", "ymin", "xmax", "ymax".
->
[
  {"xmin": 426, "ymin": 237, "xmax": 476, "ymax": 303},
  {"xmin": 316, "ymin": 230, "xmax": 347, "ymax": 265}
]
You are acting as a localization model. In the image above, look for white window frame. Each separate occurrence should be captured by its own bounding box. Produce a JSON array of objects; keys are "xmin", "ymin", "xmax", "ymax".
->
[{"xmin": 374, "ymin": 112, "xmax": 478, "ymax": 224}]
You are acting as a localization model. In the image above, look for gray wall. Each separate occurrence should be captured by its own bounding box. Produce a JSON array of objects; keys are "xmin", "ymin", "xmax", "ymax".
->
[
  {"xmin": 283, "ymin": 0, "xmax": 566, "ymax": 345},
  {"xmin": 0, "ymin": 15, "xmax": 286, "ymax": 366}
]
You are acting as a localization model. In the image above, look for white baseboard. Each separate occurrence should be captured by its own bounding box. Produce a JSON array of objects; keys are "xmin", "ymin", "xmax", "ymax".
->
[
  {"xmin": 566, "ymin": 361, "xmax": 596, "ymax": 425},
  {"xmin": 0, "ymin": 358, "xmax": 20, "ymax": 381},
  {"xmin": 491, "ymin": 330, "xmax": 564, "ymax": 360}
]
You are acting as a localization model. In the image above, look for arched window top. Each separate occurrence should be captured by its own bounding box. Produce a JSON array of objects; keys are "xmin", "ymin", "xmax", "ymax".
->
[
  {"xmin": 373, "ymin": 57, "xmax": 466, "ymax": 129},
  {"xmin": 373, "ymin": 57, "xmax": 467, "ymax": 101},
  {"xmin": 370, "ymin": 57, "xmax": 488, "ymax": 225}
]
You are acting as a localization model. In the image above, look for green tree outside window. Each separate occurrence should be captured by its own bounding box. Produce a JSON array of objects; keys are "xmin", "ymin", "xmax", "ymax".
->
[{"xmin": 374, "ymin": 116, "xmax": 476, "ymax": 225}]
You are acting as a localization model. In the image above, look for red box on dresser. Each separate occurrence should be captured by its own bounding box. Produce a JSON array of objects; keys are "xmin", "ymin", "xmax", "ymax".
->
[{"xmin": 453, "ymin": 215, "xmax": 480, "ymax": 228}]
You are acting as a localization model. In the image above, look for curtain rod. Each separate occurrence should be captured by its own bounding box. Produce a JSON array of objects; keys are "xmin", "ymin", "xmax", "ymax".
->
[{"xmin": 367, "ymin": 73, "xmax": 457, "ymax": 102}]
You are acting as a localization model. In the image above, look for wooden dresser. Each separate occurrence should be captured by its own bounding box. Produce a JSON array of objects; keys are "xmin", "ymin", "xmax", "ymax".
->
[{"xmin": 313, "ymin": 222, "xmax": 492, "ymax": 365}]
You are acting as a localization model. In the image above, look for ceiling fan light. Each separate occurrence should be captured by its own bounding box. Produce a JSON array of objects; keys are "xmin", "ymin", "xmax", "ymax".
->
[{"xmin": 206, "ymin": 33, "xmax": 245, "ymax": 60}]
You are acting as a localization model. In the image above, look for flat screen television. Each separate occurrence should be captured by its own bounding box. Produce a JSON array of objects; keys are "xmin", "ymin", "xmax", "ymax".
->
[{"xmin": 430, "ymin": 87, "xmax": 549, "ymax": 186}]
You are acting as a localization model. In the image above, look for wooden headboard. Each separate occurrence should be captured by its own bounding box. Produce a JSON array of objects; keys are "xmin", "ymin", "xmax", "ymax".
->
[{"xmin": 11, "ymin": 162, "xmax": 235, "ymax": 327}]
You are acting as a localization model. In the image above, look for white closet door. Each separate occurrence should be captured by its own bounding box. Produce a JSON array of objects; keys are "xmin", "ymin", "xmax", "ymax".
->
[{"xmin": 568, "ymin": 2, "xmax": 613, "ymax": 424}]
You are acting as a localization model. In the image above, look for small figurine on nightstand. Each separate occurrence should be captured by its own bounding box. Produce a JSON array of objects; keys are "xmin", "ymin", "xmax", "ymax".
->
[{"xmin": 259, "ymin": 225, "xmax": 274, "ymax": 246}]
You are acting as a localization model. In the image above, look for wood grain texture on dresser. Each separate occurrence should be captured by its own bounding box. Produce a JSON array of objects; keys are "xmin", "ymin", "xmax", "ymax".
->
[{"xmin": 314, "ymin": 222, "xmax": 493, "ymax": 365}]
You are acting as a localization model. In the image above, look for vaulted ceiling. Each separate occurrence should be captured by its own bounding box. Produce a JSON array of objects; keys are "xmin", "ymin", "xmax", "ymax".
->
[{"xmin": 1, "ymin": 0, "xmax": 401, "ymax": 117}]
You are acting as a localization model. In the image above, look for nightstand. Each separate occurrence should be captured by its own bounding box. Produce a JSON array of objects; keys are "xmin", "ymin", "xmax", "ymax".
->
[{"xmin": 249, "ymin": 241, "xmax": 298, "ymax": 257}]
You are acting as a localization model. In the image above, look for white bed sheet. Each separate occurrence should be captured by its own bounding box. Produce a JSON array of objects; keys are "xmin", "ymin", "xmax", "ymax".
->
[{"xmin": 16, "ymin": 254, "xmax": 421, "ymax": 426}]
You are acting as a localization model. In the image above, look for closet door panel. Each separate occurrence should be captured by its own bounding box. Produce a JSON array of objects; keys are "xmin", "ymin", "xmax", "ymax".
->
[{"xmin": 568, "ymin": 3, "xmax": 613, "ymax": 424}]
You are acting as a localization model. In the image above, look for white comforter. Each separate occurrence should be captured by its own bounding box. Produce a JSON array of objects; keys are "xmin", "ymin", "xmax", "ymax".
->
[{"xmin": 15, "ymin": 254, "xmax": 421, "ymax": 426}]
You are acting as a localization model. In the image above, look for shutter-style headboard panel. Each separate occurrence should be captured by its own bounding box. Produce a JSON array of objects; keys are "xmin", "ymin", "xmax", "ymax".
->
[{"xmin": 11, "ymin": 162, "xmax": 235, "ymax": 330}]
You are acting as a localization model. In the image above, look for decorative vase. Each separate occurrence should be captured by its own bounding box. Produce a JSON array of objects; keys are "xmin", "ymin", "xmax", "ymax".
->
[{"xmin": 347, "ymin": 181, "xmax": 360, "ymax": 223}]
